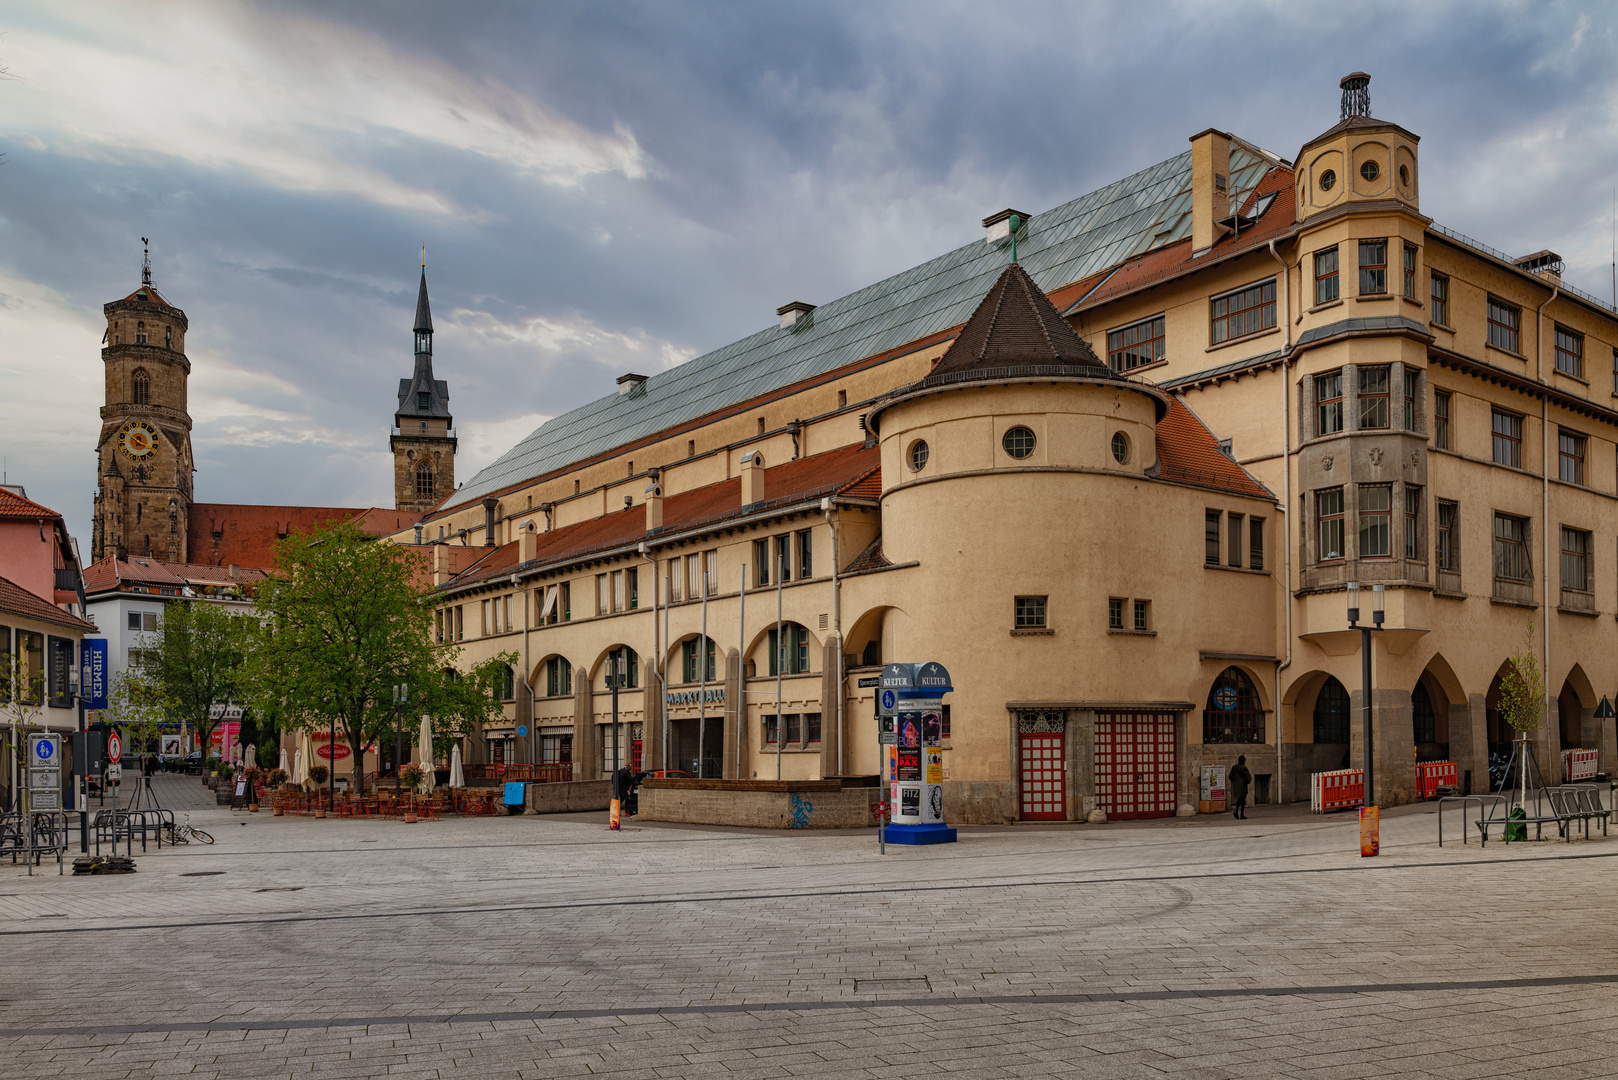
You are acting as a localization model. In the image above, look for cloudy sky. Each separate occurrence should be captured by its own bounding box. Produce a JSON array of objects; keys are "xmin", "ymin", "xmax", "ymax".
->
[{"xmin": 2, "ymin": 1, "xmax": 1615, "ymax": 550}]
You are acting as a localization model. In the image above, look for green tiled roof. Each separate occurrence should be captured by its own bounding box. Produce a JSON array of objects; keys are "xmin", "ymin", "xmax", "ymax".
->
[{"xmin": 445, "ymin": 142, "xmax": 1278, "ymax": 513}]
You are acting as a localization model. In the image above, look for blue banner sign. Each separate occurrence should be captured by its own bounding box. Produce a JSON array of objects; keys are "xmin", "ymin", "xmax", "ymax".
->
[{"xmin": 80, "ymin": 638, "xmax": 108, "ymax": 710}]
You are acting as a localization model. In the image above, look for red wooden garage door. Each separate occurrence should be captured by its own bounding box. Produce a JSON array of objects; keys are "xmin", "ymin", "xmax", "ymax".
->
[
  {"xmin": 1095, "ymin": 712, "xmax": 1176, "ymax": 820},
  {"xmin": 1019, "ymin": 732, "xmax": 1065, "ymax": 820}
]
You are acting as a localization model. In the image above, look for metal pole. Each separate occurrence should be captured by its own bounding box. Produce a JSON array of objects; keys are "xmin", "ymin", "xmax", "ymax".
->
[
  {"xmin": 394, "ymin": 688, "xmax": 403, "ymax": 799},
  {"xmin": 737, "ymin": 564, "xmax": 746, "ymax": 779},
  {"xmin": 328, "ymin": 716, "xmax": 335, "ymax": 813},
  {"xmin": 699, "ymin": 580, "xmax": 708, "ymax": 778},
  {"xmin": 663, "ymin": 566, "xmax": 670, "ymax": 770},
  {"xmin": 611, "ymin": 653, "xmax": 620, "ymax": 777},
  {"xmin": 775, "ymin": 555, "xmax": 784, "ymax": 781},
  {"xmin": 77, "ymin": 695, "xmax": 88, "ymax": 853},
  {"xmin": 1361, "ymin": 624, "xmax": 1374, "ymax": 806}
]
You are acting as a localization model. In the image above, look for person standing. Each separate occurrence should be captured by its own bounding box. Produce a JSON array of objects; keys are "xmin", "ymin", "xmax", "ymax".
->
[{"xmin": 1229, "ymin": 755, "xmax": 1252, "ymax": 819}]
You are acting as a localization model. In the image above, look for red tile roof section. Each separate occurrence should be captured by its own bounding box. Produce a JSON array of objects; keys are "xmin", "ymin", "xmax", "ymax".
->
[
  {"xmin": 0, "ymin": 488, "xmax": 64, "ymax": 521},
  {"xmin": 0, "ymin": 574, "xmax": 97, "ymax": 631},
  {"xmin": 83, "ymin": 554, "xmax": 271, "ymax": 596},
  {"xmin": 187, "ymin": 503, "xmax": 413, "ymax": 569},
  {"xmin": 441, "ymin": 443, "xmax": 878, "ymax": 592},
  {"xmin": 116, "ymin": 285, "xmax": 181, "ymax": 310},
  {"xmin": 839, "ymin": 466, "xmax": 881, "ymax": 499},
  {"xmin": 1156, "ymin": 395, "xmax": 1274, "ymax": 500}
]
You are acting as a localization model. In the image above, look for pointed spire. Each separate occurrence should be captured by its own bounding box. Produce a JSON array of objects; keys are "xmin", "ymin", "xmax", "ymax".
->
[
  {"xmin": 930, "ymin": 263, "xmax": 1114, "ymax": 379},
  {"xmin": 413, "ymin": 266, "xmax": 434, "ymax": 336}
]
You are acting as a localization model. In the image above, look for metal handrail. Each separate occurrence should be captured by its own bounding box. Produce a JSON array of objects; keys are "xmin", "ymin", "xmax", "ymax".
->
[{"xmin": 1430, "ymin": 222, "xmax": 1617, "ymax": 316}]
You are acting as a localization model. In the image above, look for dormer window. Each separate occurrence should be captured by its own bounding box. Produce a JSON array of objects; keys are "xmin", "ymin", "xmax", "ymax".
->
[
  {"xmin": 419, "ymin": 420, "xmax": 427, "ymax": 432},
  {"xmin": 417, "ymin": 391, "xmax": 430, "ymax": 411}
]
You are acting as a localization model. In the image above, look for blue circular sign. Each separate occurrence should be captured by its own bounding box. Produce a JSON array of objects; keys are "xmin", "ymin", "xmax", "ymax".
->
[
  {"xmin": 517, "ymin": 725, "xmax": 528, "ymax": 737},
  {"xmin": 33, "ymin": 740, "xmax": 54, "ymax": 762},
  {"xmin": 881, "ymin": 690, "xmax": 896, "ymax": 711}
]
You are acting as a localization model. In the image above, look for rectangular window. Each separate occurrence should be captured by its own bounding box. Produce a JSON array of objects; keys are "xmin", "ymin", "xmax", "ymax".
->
[
  {"xmin": 1358, "ymin": 484, "xmax": 1392, "ymax": 558},
  {"xmin": 1317, "ymin": 371, "xmax": 1344, "ymax": 435},
  {"xmin": 1559, "ymin": 429, "xmax": 1586, "ymax": 485},
  {"xmin": 627, "ymin": 567, "xmax": 639, "ymax": 609},
  {"xmin": 1132, "ymin": 599, "xmax": 1150, "ymax": 631},
  {"xmin": 559, "ymin": 583, "xmax": 570, "ymax": 622},
  {"xmin": 1205, "ymin": 510, "xmax": 1222, "ymax": 564},
  {"xmin": 1436, "ymin": 500, "xmax": 1459, "ymax": 571},
  {"xmin": 1404, "ymin": 370, "xmax": 1419, "ymax": 431},
  {"xmin": 1488, "ymin": 296, "xmax": 1521, "ymax": 353},
  {"xmin": 1560, "ymin": 526, "xmax": 1592, "ymax": 592},
  {"xmin": 1554, "ymin": 325, "xmax": 1584, "ymax": 379},
  {"xmin": 797, "ymin": 530, "xmax": 813, "ymax": 579},
  {"xmin": 807, "ymin": 712, "xmax": 822, "ymax": 744},
  {"xmin": 776, "ymin": 535, "xmax": 792, "ymax": 583},
  {"xmin": 1405, "ymin": 486, "xmax": 1422, "ymax": 559},
  {"xmin": 667, "ymin": 559, "xmax": 681, "ymax": 602},
  {"xmin": 611, "ymin": 570, "xmax": 625, "ymax": 613},
  {"xmin": 1430, "ymin": 272, "xmax": 1449, "ymax": 325},
  {"xmin": 417, "ymin": 391, "xmax": 430, "ymax": 411},
  {"xmin": 1317, "ymin": 488, "xmax": 1345, "ymax": 562},
  {"xmin": 1613, "ymin": 348, "xmax": 1618, "ymax": 394},
  {"xmin": 786, "ymin": 713, "xmax": 802, "ymax": 744},
  {"xmin": 763, "ymin": 715, "xmax": 778, "ymax": 745},
  {"xmin": 454, "ymin": 606, "xmax": 463, "ymax": 640},
  {"xmin": 597, "ymin": 574, "xmax": 610, "ymax": 616},
  {"xmin": 435, "ymin": 609, "xmax": 444, "ymax": 644},
  {"xmin": 766, "ymin": 626, "xmax": 810, "ymax": 676},
  {"xmin": 754, "ymin": 539, "xmax": 770, "ymax": 586},
  {"xmin": 705, "ymin": 549, "xmax": 718, "ymax": 596},
  {"xmin": 481, "ymin": 599, "xmax": 491, "ymax": 635},
  {"xmin": 1108, "ymin": 597, "xmax": 1124, "ymax": 629},
  {"xmin": 1014, "ymin": 596, "xmax": 1047, "ymax": 628},
  {"xmin": 17, "ymin": 631, "xmax": 42, "ymax": 705},
  {"xmin": 1492, "ymin": 410, "xmax": 1523, "ymax": 468},
  {"xmin": 1209, "ymin": 277, "xmax": 1277, "ymax": 345},
  {"xmin": 1493, "ymin": 513, "xmax": 1530, "ymax": 581},
  {"xmin": 1358, "ymin": 366, "xmax": 1390, "ymax": 429},
  {"xmin": 1359, "ymin": 239, "xmax": 1387, "ymax": 294},
  {"xmin": 1249, "ymin": 518, "xmax": 1265, "ymax": 571},
  {"xmin": 1314, "ymin": 248, "xmax": 1340, "ymax": 305},
  {"xmin": 126, "ymin": 611, "xmax": 157, "ymax": 632},
  {"xmin": 1403, "ymin": 242, "xmax": 1417, "ymax": 298},
  {"xmin": 682, "ymin": 637, "xmax": 716, "ymax": 683},
  {"xmin": 686, "ymin": 554, "xmax": 701, "ymax": 600},
  {"xmin": 545, "ymin": 656, "xmax": 572, "ymax": 697},
  {"xmin": 1106, "ymin": 314, "xmax": 1166, "ymax": 371},
  {"xmin": 1434, "ymin": 391, "xmax": 1450, "ymax": 449},
  {"xmin": 1227, "ymin": 512, "xmax": 1244, "ymax": 568},
  {"xmin": 541, "ymin": 733, "xmax": 573, "ymax": 764}
]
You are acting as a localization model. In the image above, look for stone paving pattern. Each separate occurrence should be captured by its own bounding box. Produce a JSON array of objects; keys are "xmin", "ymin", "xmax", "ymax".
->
[{"xmin": 0, "ymin": 775, "xmax": 1614, "ymax": 1078}]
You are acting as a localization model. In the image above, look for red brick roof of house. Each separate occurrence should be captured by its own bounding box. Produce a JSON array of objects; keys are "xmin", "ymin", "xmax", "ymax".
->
[
  {"xmin": 0, "ymin": 574, "xmax": 97, "ymax": 632},
  {"xmin": 0, "ymin": 487, "xmax": 65, "ymax": 521},
  {"xmin": 187, "ymin": 503, "xmax": 419, "ymax": 569},
  {"xmin": 83, "ymin": 554, "xmax": 270, "ymax": 596},
  {"xmin": 1156, "ymin": 395, "xmax": 1274, "ymax": 500}
]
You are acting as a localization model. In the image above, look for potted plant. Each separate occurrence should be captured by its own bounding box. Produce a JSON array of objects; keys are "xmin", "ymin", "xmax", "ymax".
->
[
  {"xmin": 268, "ymin": 768, "xmax": 289, "ymax": 814},
  {"xmin": 400, "ymin": 764, "xmax": 426, "ymax": 822},
  {"xmin": 309, "ymin": 765, "xmax": 330, "ymax": 817},
  {"xmin": 242, "ymin": 767, "xmax": 263, "ymax": 811}
]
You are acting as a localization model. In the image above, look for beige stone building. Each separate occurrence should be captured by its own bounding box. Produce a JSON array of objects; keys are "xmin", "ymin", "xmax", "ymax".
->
[{"xmin": 398, "ymin": 74, "xmax": 1618, "ymax": 820}]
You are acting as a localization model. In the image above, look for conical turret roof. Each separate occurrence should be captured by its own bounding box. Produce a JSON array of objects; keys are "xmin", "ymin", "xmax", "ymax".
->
[
  {"xmin": 413, "ymin": 268, "xmax": 433, "ymax": 334},
  {"xmin": 929, "ymin": 262, "xmax": 1114, "ymax": 379}
]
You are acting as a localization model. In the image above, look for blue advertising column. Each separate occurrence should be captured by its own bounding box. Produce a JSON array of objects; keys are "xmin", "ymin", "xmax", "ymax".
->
[{"xmin": 885, "ymin": 661, "xmax": 956, "ymax": 845}]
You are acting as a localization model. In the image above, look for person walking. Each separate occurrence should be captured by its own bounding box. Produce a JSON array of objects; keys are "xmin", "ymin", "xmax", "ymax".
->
[{"xmin": 1229, "ymin": 755, "xmax": 1252, "ymax": 819}]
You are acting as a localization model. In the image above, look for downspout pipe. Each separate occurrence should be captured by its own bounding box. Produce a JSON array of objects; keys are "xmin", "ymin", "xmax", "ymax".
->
[
  {"xmin": 1538, "ymin": 285, "xmax": 1559, "ymax": 766},
  {"xmin": 510, "ymin": 573, "xmax": 533, "ymax": 764},
  {"xmin": 1268, "ymin": 238, "xmax": 1293, "ymax": 804},
  {"xmin": 639, "ymin": 542, "xmax": 659, "ymax": 773},
  {"xmin": 822, "ymin": 497, "xmax": 843, "ymax": 777}
]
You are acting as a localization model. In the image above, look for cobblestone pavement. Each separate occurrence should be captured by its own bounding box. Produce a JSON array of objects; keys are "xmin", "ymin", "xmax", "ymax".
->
[{"xmin": 1, "ymin": 776, "xmax": 1616, "ymax": 1078}]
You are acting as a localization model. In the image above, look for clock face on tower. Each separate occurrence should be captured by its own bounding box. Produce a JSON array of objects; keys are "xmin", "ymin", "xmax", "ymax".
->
[{"xmin": 117, "ymin": 420, "xmax": 160, "ymax": 462}]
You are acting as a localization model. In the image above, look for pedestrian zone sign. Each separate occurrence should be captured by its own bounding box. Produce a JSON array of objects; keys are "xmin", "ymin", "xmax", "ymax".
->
[{"xmin": 107, "ymin": 732, "xmax": 123, "ymax": 763}]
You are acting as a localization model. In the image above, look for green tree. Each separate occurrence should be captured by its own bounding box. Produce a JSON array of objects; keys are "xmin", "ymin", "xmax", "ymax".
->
[
  {"xmin": 119, "ymin": 600, "xmax": 250, "ymax": 770},
  {"xmin": 1497, "ymin": 618, "xmax": 1546, "ymax": 735},
  {"xmin": 244, "ymin": 522, "xmax": 511, "ymax": 795}
]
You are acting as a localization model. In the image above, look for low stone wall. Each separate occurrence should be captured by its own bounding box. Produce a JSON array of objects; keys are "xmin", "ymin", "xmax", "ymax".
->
[
  {"xmin": 524, "ymin": 779, "xmax": 612, "ymax": 814},
  {"xmin": 639, "ymin": 779, "xmax": 880, "ymax": 829},
  {"xmin": 943, "ymin": 780, "xmax": 1016, "ymax": 824}
]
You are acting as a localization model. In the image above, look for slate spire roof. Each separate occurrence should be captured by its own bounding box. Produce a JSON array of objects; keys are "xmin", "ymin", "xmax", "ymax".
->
[
  {"xmin": 929, "ymin": 262, "xmax": 1114, "ymax": 379},
  {"xmin": 397, "ymin": 268, "xmax": 451, "ymax": 423},
  {"xmin": 414, "ymin": 267, "xmax": 434, "ymax": 336}
]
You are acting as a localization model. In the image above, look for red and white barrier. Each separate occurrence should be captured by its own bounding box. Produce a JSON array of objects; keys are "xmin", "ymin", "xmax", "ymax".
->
[
  {"xmin": 1311, "ymin": 769, "xmax": 1364, "ymax": 813},
  {"xmin": 1562, "ymin": 748, "xmax": 1598, "ymax": 783},
  {"xmin": 1415, "ymin": 760, "xmax": 1458, "ymax": 800}
]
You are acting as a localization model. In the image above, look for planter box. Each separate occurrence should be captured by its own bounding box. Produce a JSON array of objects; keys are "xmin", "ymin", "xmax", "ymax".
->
[
  {"xmin": 523, "ymin": 780, "xmax": 611, "ymax": 814},
  {"xmin": 638, "ymin": 778, "xmax": 880, "ymax": 829}
]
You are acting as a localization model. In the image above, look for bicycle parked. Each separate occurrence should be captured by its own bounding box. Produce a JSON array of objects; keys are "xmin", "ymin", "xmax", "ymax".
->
[{"xmin": 164, "ymin": 815, "xmax": 214, "ymax": 846}]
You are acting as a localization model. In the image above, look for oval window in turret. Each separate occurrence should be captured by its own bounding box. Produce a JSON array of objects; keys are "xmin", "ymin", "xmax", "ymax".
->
[
  {"xmin": 1360, "ymin": 160, "xmax": 1380, "ymax": 181},
  {"xmin": 908, "ymin": 439, "xmax": 930, "ymax": 472},
  {"xmin": 1002, "ymin": 426, "xmax": 1036, "ymax": 460},
  {"xmin": 1399, "ymin": 164, "xmax": 1410, "ymax": 187},
  {"xmin": 1111, "ymin": 432, "xmax": 1131, "ymax": 465},
  {"xmin": 1319, "ymin": 169, "xmax": 1336, "ymax": 192}
]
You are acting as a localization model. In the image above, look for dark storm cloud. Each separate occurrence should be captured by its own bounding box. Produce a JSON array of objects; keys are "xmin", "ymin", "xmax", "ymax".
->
[{"xmin": 1, "ymin": 0, "xmax": 1615, "ymax": 549}]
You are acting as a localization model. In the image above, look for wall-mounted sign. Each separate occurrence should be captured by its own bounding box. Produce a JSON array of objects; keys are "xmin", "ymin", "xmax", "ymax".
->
[
  {"xmin": 666, "ymin": 687, "xmax": 725, "ymax": 706},
  {"xmin": 80, "ymin": 638, "xmax": 108, "ymax": 710},
  {"xmin": 317, "ymin": 743, "xmax": 353, "ymax": 759}
]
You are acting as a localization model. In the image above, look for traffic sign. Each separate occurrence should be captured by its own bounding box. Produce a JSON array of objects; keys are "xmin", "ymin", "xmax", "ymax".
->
[
  {"xmin": 31, "ymin": 735, "xmax": 57, "ymax": 764},
  {"xmin": 879, "ymin": 689, "xmax": 898, "ymax": 715},
  {"xmin": 107, "ymin": 731, "xmax": 123, "ymax": 763},
  {"xmin": 517, "ymin": 725, "xmax": 528, "ymax": 737},
  {"xmin": 107, "ymin": 762, "xmax": 123, "ymax": 781}
]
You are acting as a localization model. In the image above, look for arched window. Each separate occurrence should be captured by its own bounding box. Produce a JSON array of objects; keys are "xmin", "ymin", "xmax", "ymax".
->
[
  {"xmin": 1203, "ymin": 666, "xmax": 1264, "ymax": 743},
  {"xmin": 682, "ymin": 636, "xmax": 717, "ymax": 682},
  {"xmin": 605, "ymin": 646, "xmax": 639, "ymax": 688},
  {"xmin": 415, "ymin": 461, "xmax": 434, "ymax": 498},
  {"xmin": 1313, "ymin": 676, "xmax": 1350, "ymax": 743},
  {"xmin": 132, "ymin": 368, "xmax": 150, "ymax": 405},
  {"xmin": 493, "ymin": 664, "xmax": 515, "ymax": 702},
  {"xmin": 164, "ymin": 326, "xmax": 172, "ymax": 348},
  {"xmin": 544, "ymin": 656, "xmax": 572, "ymax": 697},
  {"xmin": 768, "ymin": 622, "xmax": 811, "ymax": 676},
  {"xmin": 135, "ymin": 321, "xmax": 147, "ymax": 344},
  {"xmin": 1412, "ymin": 681, "xmax": 1436, "ymax": 744}
]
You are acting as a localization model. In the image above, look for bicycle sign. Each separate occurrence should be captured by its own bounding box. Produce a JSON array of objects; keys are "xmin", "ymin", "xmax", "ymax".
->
[{"xmin": 106, "ymin": 732, "xmax": 122, "ymax": 763}]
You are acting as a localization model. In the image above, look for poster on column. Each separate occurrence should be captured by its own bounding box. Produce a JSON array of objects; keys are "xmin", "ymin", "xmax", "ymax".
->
[{"xmin": 895, "ymin": 748, "xmax": 921, "ymax": 782}]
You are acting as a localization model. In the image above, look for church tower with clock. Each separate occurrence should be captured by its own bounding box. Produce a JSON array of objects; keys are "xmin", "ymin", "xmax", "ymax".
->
[{"xmin": 92, "ymin": 245, "xmax": 194, "ymax": 562}]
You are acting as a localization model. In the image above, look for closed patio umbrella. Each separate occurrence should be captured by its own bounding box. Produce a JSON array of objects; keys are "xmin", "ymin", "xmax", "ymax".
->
[
  {"xmin": 449, "ymin": 742, "xmax": 465, "ymax": 788},
  {"xmin": 245, "ymin": 745, "xmax": 256, "ymax": 771},
  {"xmin": 291, "ymin": 731, "xmax": 311, "ymax": 786},
  {"xmin": 278, "ymin": 746, "xmax": 289, "ymax": 776},
  {"xmin": 417, "ymin": 714, "xmax": 435, "ymax": 794}
]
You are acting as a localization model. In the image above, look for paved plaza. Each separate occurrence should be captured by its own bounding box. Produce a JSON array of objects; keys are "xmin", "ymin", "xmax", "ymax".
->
[{"xmin": 1, "ymin": 776, "xmax": 1616, "ymax": 1079}]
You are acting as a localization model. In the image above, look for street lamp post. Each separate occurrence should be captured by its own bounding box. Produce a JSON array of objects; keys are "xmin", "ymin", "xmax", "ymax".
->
[
  {"xmin": 609, "ymin": 651, "xmax": 622, "ymax": 778},
  {"xmin": 1346, "ymin": 581, "xmax": 1385, "ymax": 804},
  {"xmin": 393, "ymin": 684, "xmax": 408, "ymax": 799}
]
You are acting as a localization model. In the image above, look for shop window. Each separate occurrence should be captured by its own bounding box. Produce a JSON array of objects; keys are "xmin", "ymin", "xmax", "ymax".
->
[
  {"xmin": 1313, "ymin": 677, "xmax": 1350, "ymax": 743},
  {"xmin": 1203, "ymin": 666, "xmax": 1264, "ymax": 744}
]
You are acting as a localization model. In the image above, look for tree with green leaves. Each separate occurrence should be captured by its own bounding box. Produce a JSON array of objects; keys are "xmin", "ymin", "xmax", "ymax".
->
[
  {"xmin": 118, "ymin": 599, "xmax": 251, "ymax": 770},
  {"xmin": 244, "ymin": 522, "xmax": 512, "ymax": 796},
  {"xmin": 1497, "ymin": 617, "xmax": 1547, "ymax": 801}
]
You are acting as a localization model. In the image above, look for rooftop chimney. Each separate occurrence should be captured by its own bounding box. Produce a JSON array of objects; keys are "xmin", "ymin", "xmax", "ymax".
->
[
  {"xmin": 482, "ymin": 497, "xmax": 498, "ymax": 547},
  {"xmin": 777, "ymin": 301, "xmax": 815, "ymax": 329},
  {"xmin": 1340, "ymin": 72, "xmax": 1371, "ymax": 120},
  {"xmin": 983, "ymin": 208, "xmax": 1028, "ymax": 247},
  {"xmin": 432, "ymin": 542, "xmax": 451, "ymax": 586},
  {"xmin": 228, "ymin": 564, "xmax": 239, "ymax": 580},
  {"xmin": 616, "ymin": 372, "xmax": 648, "ymax": 395},
  {"xmin": 740, "ymin": 450, "xmax": 765, "ymax": 507},
  {"xmin": 1188, "ymin": 129, "xmax": 1232, "ymax": 254},
  {"xmin": 413, "ymin": 523, "xmax": 423, "ymax": 545},
  {"xmin": 518, "ymin": 522, "xmax": 537, "ymax": 564}
]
